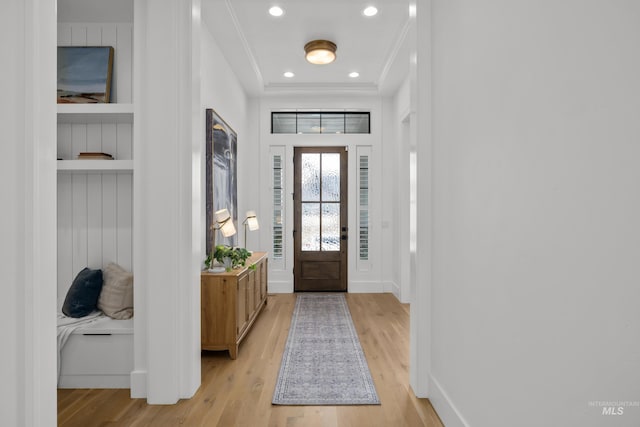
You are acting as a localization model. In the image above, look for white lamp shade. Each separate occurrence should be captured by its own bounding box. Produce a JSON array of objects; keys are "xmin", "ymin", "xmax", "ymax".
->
[
  {"xmin": 245, "ymin": 210, "xmax": 259, "ymax": 231},
  {"xmin": 215, "ymin": 208, "xmax": 236, "ymax": 238},
  {"xmin": 215, "ymin": 208, "xmax": 230, "ymax": 222},
  {"xmin": 220, "ymin": 220, "xmax": 236, "ymax": 238}
]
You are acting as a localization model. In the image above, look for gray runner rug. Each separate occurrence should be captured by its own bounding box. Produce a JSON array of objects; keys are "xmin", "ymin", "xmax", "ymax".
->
[{"xmin": 272, "ymin": 293, "xmax": 380, "ymax": 405}]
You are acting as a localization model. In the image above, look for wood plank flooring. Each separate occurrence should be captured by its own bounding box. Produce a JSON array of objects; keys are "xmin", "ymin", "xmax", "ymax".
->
[{"xmin": 58, "ymin": 293, "xmax": 444, "ymax": 427}]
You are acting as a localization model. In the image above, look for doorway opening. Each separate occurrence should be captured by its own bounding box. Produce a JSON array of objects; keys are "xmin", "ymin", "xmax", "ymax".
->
[{"xmin": 293, "ymin": 147, "xmax": 348, "ymax": 292}]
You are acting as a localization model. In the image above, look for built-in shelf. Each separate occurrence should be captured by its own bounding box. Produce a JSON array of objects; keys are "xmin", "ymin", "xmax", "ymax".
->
[
  {"xmin": 56, "ymin": 5, "xmax": 136, "ymax": 391},
  {"xmin": 57, "ymin": 103, "xmax": 134, "ymax": 123},
  {"xmin": 57, "ymin": 159, "xmax": 134, "ymax": 172}
]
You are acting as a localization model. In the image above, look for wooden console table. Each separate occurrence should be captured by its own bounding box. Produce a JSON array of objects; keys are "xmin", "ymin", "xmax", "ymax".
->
[{"xmin": 201, "ymin": 252, "xmax": 268, "ymax": 359}]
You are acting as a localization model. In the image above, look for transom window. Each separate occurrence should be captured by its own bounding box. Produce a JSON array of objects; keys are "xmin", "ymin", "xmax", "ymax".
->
[{"xmin": 272, "ymin": 112, "xmax": 370, "ymax": 134}]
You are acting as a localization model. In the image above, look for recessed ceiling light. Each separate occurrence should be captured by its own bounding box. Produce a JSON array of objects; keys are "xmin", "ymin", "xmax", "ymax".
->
[
  {"xmin": 284, "ymin": 71, "xmax": 295, "ymax": 78},
  {"xmin": 363, "ymin": 6, "xmax": 378, "ymax": 17},
  {"xmin": 269, "ymin": 6, "xmax": 284, "ymax": 17},
  {"xmin": 349, "ymin": 72, "xmax": 360, "ymax": 78}
]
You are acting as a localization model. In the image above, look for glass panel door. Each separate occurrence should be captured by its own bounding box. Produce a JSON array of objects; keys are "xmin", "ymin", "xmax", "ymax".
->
[{"xmin": 294, "ymin": 147, "xmax": 348, "ymax": 292}]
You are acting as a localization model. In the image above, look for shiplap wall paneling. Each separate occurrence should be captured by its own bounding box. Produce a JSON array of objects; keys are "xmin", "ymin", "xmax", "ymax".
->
[
  {"xmin": 57, "ymin": 172, "xmax": 133, "ymax": 306},
  {"xmin": 57, "ymin": 122, "xmax": 132, "ymax": 160},
  {"xmin": 71, "ymin": 174, "xmax": 89, "ymax": 280},
  {"xmin": 102, "ymin": 174, "xmax": 118, "ymax": 273},
  {"xmin": 56, "ymin": 21, "xmax": 134, "ymax": 306},
  {"xmin": 116, "ymin": 173, "xmax": 133, "ymax": 272},
  {"xmin": 57, "ymin": 173, "xmax": 73, "ymax": 305}
]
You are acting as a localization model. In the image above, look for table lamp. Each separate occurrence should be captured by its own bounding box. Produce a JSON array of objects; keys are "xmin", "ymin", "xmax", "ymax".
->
[
  {"xmin": 243, "ymin": 210, "xmax": 259, "ymax": 250},
  {"xmin": 209, "ymin": 208, "xmax": 236, "ymax": 272}
]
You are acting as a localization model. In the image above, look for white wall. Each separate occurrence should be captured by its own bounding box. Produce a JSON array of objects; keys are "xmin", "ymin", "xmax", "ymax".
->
[
  {"xmin": 426, "ymin": 1, "xmax": 640, "ymax": 426},
  {"xmin": 391, "ymin": 76, "xmax": 412, "ymax": 303},
  {"xmin": 200, "ymin": 21, "xmax": 252, "ymax": 259},
  {"xmin": 133, "ymin": 0, "xmax": 201, "ymax": 403},
  {"xmin": 1, "ymin": 3, "xmax": 25, "ymax": 421},
  {"xmin": 257, "ymin": 95, "xmax": 385, "ymax": 294},
  {"xmin": 0, "ymin": 0, "xmax": 57, "ymax": 425},
  {"xmin": 380, "ymin": 97, "xmax": 398, "ymax": 294}
]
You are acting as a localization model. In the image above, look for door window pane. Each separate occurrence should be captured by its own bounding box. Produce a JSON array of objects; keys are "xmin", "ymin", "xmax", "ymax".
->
[
  {"xmin": 321, "ymin": 153, "xmax": 340, "ymax": 201},
  {"xmin": 301, "ymin": 153, "xmax": 320, "ymax": 201},
  {"xmin": 321, "ymin": 203, "xmax": 340, "ymax": 251},
  {"xmin": 301, "ymin": 203, "xmax": 320, "ymax": 251}
]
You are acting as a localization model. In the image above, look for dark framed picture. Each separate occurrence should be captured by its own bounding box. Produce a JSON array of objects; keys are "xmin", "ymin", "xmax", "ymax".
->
[
  {"xmin": 206, "ymin": 108, "xmax": 238, "ymax": 254},
  {"xmin": 57, "ymin": 46, "xmax": 114, "ymax": 103}
]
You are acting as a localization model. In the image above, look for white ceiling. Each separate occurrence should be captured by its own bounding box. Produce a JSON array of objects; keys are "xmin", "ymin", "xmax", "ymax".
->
[{"xmin": 202, "ymin": 0, "xmax": 411, "ymax": 97}]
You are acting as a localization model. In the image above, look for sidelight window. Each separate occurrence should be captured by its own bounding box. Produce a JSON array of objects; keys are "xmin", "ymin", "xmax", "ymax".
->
[
  {"xmin": 271, "ymin": 148, "xmax": 285, "ymax": 265},
  {"xmin": 357, "ymin": 147, "xmax": 371, "ymax": 270}
]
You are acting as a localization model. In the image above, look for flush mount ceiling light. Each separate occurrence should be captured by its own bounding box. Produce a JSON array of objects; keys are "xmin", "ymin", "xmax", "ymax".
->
[
  {"xmin": 269, "ymin": 6, "xmax": 284, "ymax": 17},
  {"xmin": 304, "ymin": 40, "xmax": 337, "ymax": 65},
  {"xmin": 363, "ymin": 6, "xmax": 378, "ymax": 17},
  {"xmin": 349, "ymin": 71, "xmax": 360, "ymax": 78},
  {"xmin": 283, "ymin": 71, "xmax": 295, "ymax": 78}
]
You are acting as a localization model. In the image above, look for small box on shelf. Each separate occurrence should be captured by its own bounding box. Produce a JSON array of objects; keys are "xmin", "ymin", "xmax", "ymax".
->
[{"xmin": 77, "ymin": 152, "xmax": 115, "ymax": 160}]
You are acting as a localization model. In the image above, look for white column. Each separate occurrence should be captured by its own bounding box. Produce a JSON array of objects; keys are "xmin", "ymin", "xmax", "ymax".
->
[
  {"xmin": 0, "ymin": 0, "xmax": 57, "ymax": 425},
  {"xmin": 133, "ymin": 0, "xmax": 201, "ymax": 403},
  {"xmin": 410, "ymin": 0, "xmax": 433, "ymax": 398}
]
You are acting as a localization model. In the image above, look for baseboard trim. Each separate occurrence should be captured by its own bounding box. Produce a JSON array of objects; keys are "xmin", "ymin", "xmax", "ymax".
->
[
  {"xmin": 390, "ymin": 281, "xmax": 401, "ymax": 300},
  {"xmin": 429, "ymin": 374, "xmax": 470, "ymax": 427},
  {"xmin": 58, "ymin": 374, "xmax": 130, "ymax": 389},
  {"xmin": 268, "ymin": 281, "xmax": 392, "ymax": 294},
  {"xmin": 130, "ymin": 370, "xmax": 147, "ymax": 398},
  {"xmin": 268, "ymin": 281, "xmax": 293, "ymax": 293},
  {"xmin": 348, "ymin": 281, "xmax": 385, "ymax": 293}
]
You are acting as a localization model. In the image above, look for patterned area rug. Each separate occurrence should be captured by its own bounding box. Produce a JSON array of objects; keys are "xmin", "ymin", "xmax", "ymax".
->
[{"xmin": 272, "ymin": 293, "xmax": 380, "ymax": 405}]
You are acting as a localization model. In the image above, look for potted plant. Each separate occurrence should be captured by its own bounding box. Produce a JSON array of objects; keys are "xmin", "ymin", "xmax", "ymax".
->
[{"xmin": 205, "ymin": 245, "xmax": 252, "ymax": 272}]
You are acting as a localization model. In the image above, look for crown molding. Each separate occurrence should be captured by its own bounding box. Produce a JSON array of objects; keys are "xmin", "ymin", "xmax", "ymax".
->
[
  {"xmin": 263, "ymin": 82, "xmax": 379, "ymax": 96},
  {"xmin": 378, "ymin": 16, "xmax": 411, "ymax": 89},
  {"xmin": 224, "ymin": 0, "xmax": 264, "ymax": 89}
]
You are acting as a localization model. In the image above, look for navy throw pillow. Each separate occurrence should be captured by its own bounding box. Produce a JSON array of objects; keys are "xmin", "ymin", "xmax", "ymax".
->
[{"xmin": 62, "ymin": 268, "xmax": 104, "ymax": 318}]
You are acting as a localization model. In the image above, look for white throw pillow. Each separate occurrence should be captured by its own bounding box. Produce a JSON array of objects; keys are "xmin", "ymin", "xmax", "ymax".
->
[{"xmin": 98, "ymin": 263, "xmax": 133, "ymax": 320}]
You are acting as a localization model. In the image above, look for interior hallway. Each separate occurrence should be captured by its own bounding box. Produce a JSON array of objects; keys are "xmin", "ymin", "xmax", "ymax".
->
[{"xmin": 58, "ymin": 294, "xmax": 443, "ymax": 427}]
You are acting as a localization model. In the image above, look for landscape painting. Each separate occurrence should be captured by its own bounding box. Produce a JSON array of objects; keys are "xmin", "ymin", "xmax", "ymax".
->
[
  {"xmin": 206, "ymin": 108, "xmax": 238, "ymax": 254},
  {"xmin": 57, "ymin": 46, "xmax": 114, "ymax": 103}
]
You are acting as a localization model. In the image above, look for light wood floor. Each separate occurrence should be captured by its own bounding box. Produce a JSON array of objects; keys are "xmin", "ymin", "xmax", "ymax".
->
[{"xmin": 58, "ymin": 293, "xmax": 444, "ymax": 427}]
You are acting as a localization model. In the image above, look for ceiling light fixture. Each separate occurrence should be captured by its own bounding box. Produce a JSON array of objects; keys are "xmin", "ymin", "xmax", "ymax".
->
[
  {"xmin": 283, "ymin": 71, "xmax": 295, "ymax": 78},
  {"xmin": 304, "ymin": 40, "xmax": 337, "ymax": 65},
  {"xmin": 349, "ymin": 71, "xmax": 360, "ymax": 78},
  {"xmin": 363, "ymin": 6, "xmax": 378, "ymax": 17},
  {"xmin": 269, "ymin": 6, "xmax": 284, "ymax": 17}
]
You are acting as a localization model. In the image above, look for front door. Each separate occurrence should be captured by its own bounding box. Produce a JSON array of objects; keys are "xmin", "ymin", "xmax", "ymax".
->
[{"xmin": 294, "ymin": 147, "xmax": 348, "ymax": 292}]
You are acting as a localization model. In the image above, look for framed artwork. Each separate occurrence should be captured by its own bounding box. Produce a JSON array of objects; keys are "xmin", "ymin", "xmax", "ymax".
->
[
  {"xmin": 206, "ymin": 108, "xmax": 238, "ymax": 255},
  {"xmin": 57, "ymin": 46, "xmax": 114, "ymax": 103}
]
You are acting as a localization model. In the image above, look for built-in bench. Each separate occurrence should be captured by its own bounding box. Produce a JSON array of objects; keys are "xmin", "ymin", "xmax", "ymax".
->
[{"xmin": 58, "ymin": 316, "xmax": 133, "ymax": 389}]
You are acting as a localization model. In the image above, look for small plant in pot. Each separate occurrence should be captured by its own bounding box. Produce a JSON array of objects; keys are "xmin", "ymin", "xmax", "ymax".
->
[{"xmin": 205, "ymin": 245, "xmax": 251, "ymax": 272}]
